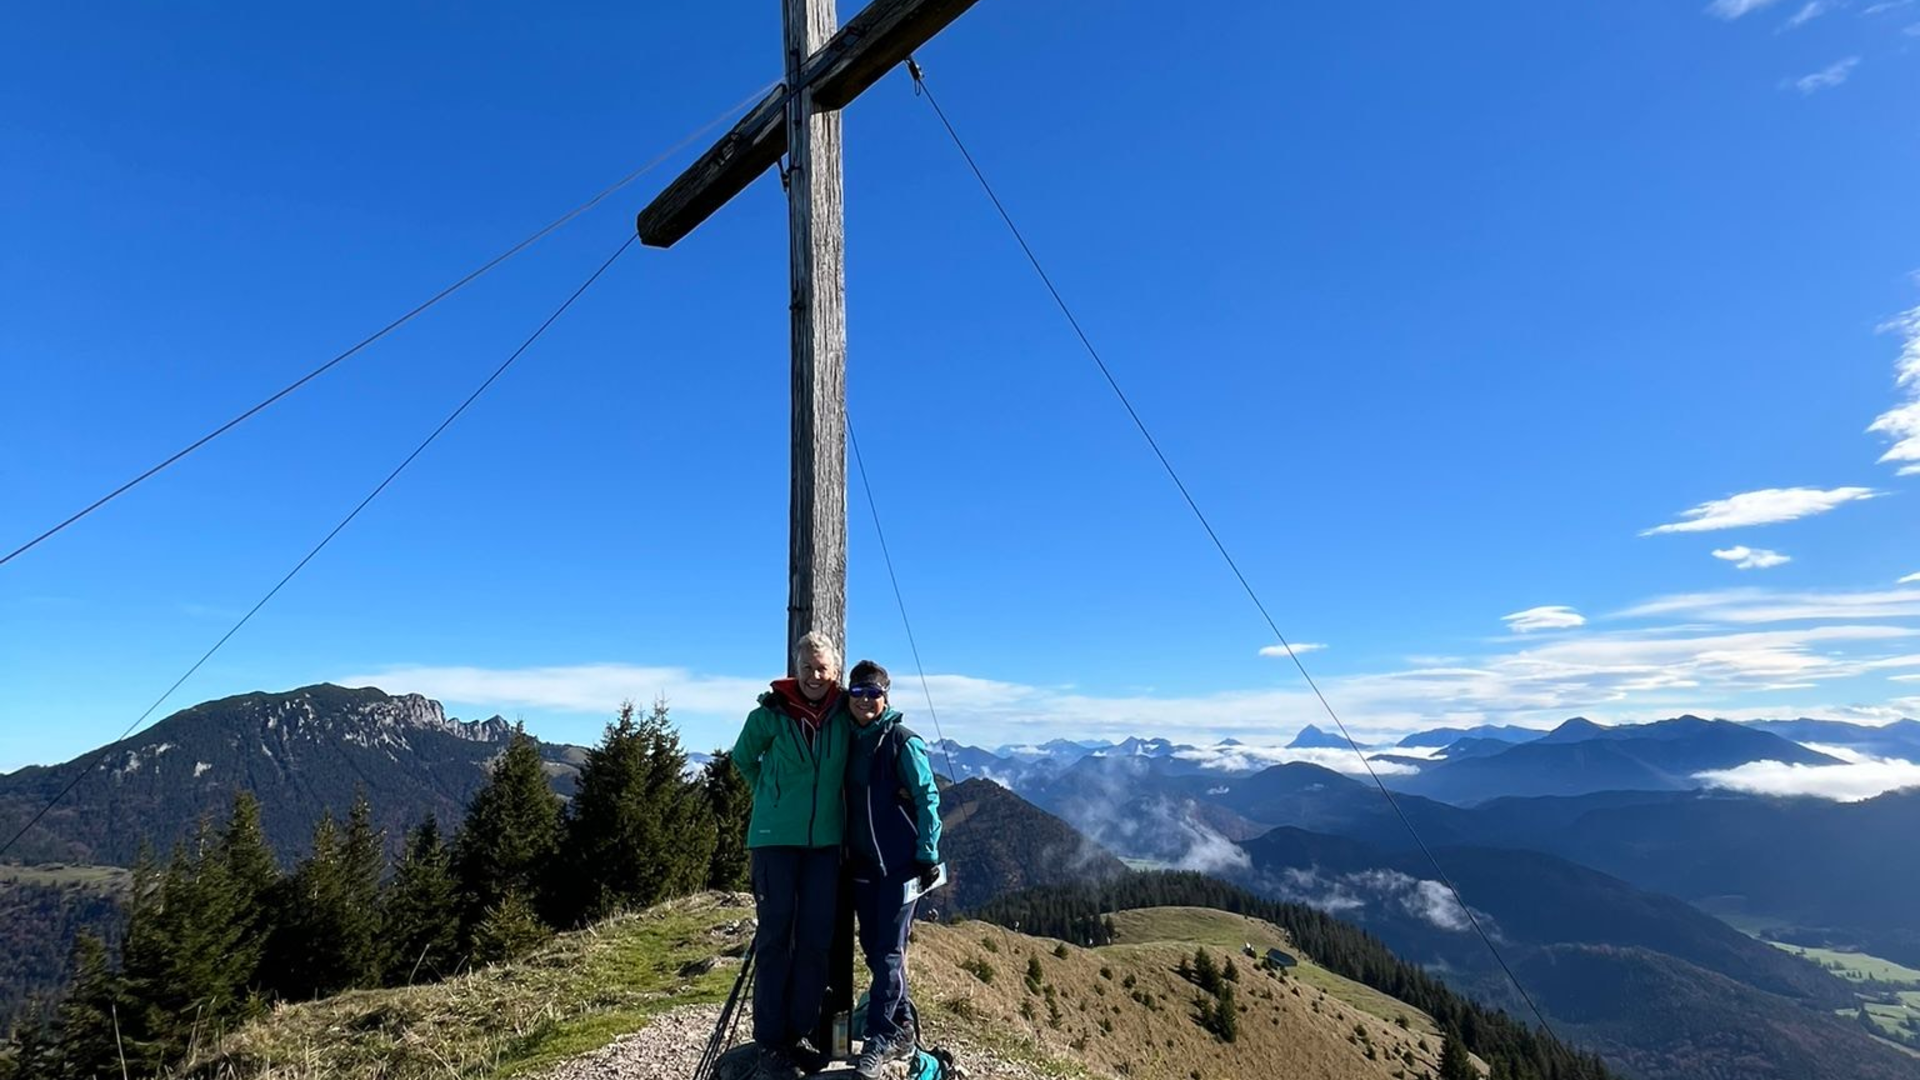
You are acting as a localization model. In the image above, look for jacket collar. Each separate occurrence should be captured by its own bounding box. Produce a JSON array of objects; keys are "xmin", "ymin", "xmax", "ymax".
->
[{"xmin": 853, "ymin": 708, "xmax": 904, "ymax": 740}]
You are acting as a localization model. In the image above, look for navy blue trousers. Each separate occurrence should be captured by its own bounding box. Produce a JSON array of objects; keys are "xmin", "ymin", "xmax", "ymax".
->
[
  {"xmin": 751, "ymin": 846, "xmax": 842, "ymax": 1048},
  {"xmin": 852, "ymin": 872, "xmax": 918, "ymax": 1042}
]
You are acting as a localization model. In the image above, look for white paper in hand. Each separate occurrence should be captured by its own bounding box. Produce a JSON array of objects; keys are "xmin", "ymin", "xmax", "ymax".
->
[{"xmin": 902, "ymin": 862, "xmax": 948, "ymax": 905}]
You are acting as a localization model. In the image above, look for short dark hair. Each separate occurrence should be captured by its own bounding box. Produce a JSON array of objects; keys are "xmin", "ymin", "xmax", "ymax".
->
[{"xmin": 848, "ymin": 659, "xmax": 890, "ymax": 692}]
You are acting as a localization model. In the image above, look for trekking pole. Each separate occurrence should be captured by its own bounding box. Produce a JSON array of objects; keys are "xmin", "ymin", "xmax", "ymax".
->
[{"xmin": 692, "ymin": 947, "xmax": 756, "ymax": 1080}]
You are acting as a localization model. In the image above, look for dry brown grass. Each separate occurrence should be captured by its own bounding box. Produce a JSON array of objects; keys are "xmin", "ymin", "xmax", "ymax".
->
[
  {"xmin": 906, "ymin": 917, "xmax": 1451, "ymax": 1080},
  {"xmin": 162, "ymin": 895, "xmax": 1463, "ymax": 1080},
  {"xmin": 174, "ymin": 894, "xmax": 754, "ymax": 1080}
]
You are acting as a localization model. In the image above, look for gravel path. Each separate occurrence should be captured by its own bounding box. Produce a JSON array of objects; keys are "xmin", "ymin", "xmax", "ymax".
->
[{"xmin": 533, "ymin": 1004, "xmax": 1071, "ymax": 1080}]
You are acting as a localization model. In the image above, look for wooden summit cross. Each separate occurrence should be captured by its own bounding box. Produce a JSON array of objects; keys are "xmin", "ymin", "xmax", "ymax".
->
[{"xmin": 635, "ymin": 0, "xmax": 981, "ymax": 1060}]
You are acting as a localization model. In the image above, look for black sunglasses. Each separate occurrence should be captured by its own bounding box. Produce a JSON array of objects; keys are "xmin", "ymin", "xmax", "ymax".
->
[{"xmin": 848, "ymin": 684, "xmax": 888, "ymax": 699}]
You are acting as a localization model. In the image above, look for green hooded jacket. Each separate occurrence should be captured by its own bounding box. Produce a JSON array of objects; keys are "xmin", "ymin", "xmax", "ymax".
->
[{"xmin": 730, "ymin": 684, "xmax": 852, "ymax": 849}]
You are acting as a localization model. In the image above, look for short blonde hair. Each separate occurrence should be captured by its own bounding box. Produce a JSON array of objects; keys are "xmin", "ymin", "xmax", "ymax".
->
[{"xmin": 792, "ymin": 630, "xmax": 841, "ymax": 673}]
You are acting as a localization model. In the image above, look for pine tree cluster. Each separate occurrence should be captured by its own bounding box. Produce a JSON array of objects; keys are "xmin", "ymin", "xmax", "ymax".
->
[
  {"xmin": 1, "ymin": 700, "xmax": 749, "ymax": 1080},
  {"xmin": 1183, "ymin": 949, "xmax": 1238, "ymax": 1043}
]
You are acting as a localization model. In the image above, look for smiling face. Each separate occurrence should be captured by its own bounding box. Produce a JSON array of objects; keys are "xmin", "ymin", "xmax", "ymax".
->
[
  {"xmin": 849, "ymin": 685, "xmax": 888, "ymax": 726},
  {"xmin": 797, "ymin": 649, "xmax": 838, "ymax": 702}
]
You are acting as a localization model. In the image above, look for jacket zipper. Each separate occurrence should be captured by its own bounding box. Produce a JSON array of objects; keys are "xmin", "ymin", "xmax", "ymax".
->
[{"xmin": 799, "ymin": 709, "xmax": 821, "ymax": 847}]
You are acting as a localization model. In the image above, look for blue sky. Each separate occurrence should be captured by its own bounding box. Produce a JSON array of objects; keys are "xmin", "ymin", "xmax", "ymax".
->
[{"xmin": 5, "ymin": 1, "xmax": 1920, "ymax": 773}]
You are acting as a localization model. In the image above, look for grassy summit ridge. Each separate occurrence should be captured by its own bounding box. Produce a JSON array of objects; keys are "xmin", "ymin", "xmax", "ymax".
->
[{"xmin": 165, "ymin": 893, "xmax": 1456, "ymax": 1080}]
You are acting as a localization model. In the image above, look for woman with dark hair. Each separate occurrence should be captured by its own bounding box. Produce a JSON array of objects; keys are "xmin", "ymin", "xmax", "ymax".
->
[{"xmin": 841, "ymin": 659, "xmax": 942, "ymax": 1079}]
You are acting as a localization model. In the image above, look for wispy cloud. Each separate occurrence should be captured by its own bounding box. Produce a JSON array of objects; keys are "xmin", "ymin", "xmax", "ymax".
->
[
  {"xmin": 345, "ymin": 620, "xmax": 1920, "ymax": 748},
  {"xmin": 1783, "ymin": 0, "xmax": 1835, "ymax": 28},
  {"xmin": 1617, "ymin": 586, "xmax": 1920, "ymax": 623},
  {"xmin": 1171, "ymin": 742, "xmax": 1418, "ymax": 776},
  {"xmin": 1902, "ymin": 572, "xmax": 1920, "ymax": 585},
  {"xmin": 1258, "ymin": 642, "xmax": 1327, "ymax": 658},
  {"xmin": 1713, "ymin": 546, "xmax": 1792, "ymax": 570},
  {"xmin": 1869, "ymin": 300, "xmax": 1920, "ymax": 476},
  {"xmin": 1503, "ymin": 606, "xmax": 1586, "ymax": 633},
  {"xmin": 1262, "ymin": 867, "xmax": 1479, "ymax": 934},
  {"xmin": 336, "ymin": 663, "xmax": 767, "ymax": 718},
  {"xmin": 1641, "ymin": 486, "xmax": 1879, "ymax": 534},
  {"xmin": 1695, "ymin": 756, "xmax": 1920, "ymax": 800},
  {"xmin": 1710, "ymin": 0, "xmax": 1789, "ymax": 17},
  {"xmin": 1790, "ymin": 56, "xmax": 1861, "ymax": 94}
]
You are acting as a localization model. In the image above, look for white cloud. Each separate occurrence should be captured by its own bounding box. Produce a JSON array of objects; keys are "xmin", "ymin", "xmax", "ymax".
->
[
  {"xmin": 1900, "ymin": 573, "xmax": 1920, "ymax": 585},
  {"xmin": 1709, "ymin": 0, "xmax": 1788, "ymax": 17},
  {"xmin": 1694, "ymin": 756, "xmax": 1920, "ymax": 800},
  {"xmin": 1712, "ymin": 546, "xmax": 1792, "ymax": 570},
  {"xmin": 1258, "ymin": 642, "xmax": 1327, "ymax": 658},
  {"xmin": 1170, "ymin": 742, "xmax": 1419, "ymax": 776},
  {"xmin": 1791, "ymin": 56, "xmax": 1861, "ymax": 94},
  {"xmin": 337, "ymin": 662, "xmax": 767, "ymax": 716},
  {"xmin": 1502, "ymin": 606, "xmax": 1586, "ymax": 633},
  {"xmin": 1869, "ymin": 302, "xmax": 1920, "ymax": 473},
  {"xmin": 343, "ymin": 590, "xmax": 1920, "ymax": 749},
  {"xmin": 1783, "ymin": 0, "xmax": 1833, "ymax": 27},
  {"xmin": 1641, "ymin": 486, "xmax": 1879, "ymax": 534},
  {"xmin": 1615, "ymin": 586, "xmax": 1920, "ymax": 623},
  {"xmin": 1264, "ymin": 868, "xmax": 1479, "ymax": 934}
]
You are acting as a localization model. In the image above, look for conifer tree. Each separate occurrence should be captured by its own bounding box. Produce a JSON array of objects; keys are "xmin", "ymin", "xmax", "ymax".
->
[
  {"xmin": 701, "ymin": 749, "xmax": 751, "ymax": 891},
  {"xmin": 339, "ymin": 792, "xmax": 386, "ymax": 979},
  {"xmin": 380, "ymin": 814, "xmax": 459, "ymax": 985},
  {"xmin": 49, "ymin": 934, "xmax": 120, "ymax": 1080},
  {"xmin": 0, "ymin": 1001, "xmax": 56, "ymax": 1080},
  {"xmin": 1193, "ymin": 948, "xmax": 1221, "ymax": 993},
  {"xmin": 556, "ymin": 700, "xmax": 715, "ymax": 924},
  {"xmin": 640, "ymin": 698, "xmax": 718, "ymax": 900},
  {"xmin": 268, "ymin": 809, "xmax": 380, "ymax": 1000},
  {"xmin": 116, "ymin": 825, "xmax": 250, "ymax": 1073},
  {"xmin": 1438, "ymin": 1029, "xmax": 1476, "ymax": 1080},
  {"xmin": 470, "ymin": 889, "xmax": 550, "ymax": 967},
  {"xmin": 453, "ymin": 725, "xmax": 563, "ymax": 937},
  {"xmin": 218, "ymin": 791, "xmax": 280, "ymax": 1003},
  {"xmin": 1213, "ymin": 982, "xmax": 1239, "ymax": 1043}
]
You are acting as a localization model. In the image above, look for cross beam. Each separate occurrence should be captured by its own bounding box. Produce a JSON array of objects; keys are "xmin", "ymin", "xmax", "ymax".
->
[{"xmin": 634, "ymin": 0, "xmax": 979, "ymax": 248}]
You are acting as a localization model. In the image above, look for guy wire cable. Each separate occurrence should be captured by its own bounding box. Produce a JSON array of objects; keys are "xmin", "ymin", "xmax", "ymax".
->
[
  {"xmin": 903, "ymin": 57, "xmax": 1568, "ymax": 1048},
  {"xmin": 0, "ymin": 234, "xmax": 636, "ymax": 862},
  {"xmin": 848, "ymin": 420, "xmax": 962, "ymax": 794},
  {"xmin": 2, "ymin": 81, "xmax": 777, "ymax": 569}
]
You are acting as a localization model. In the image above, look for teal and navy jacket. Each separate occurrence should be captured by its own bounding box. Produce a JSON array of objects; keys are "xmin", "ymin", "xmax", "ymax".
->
[
  {"xmin": 731, "ymin": 682, "xmax": 852, "ymax": 849},
  {"xmin": 846, "ymin": 708, "xmax": 941, "ymax": 880}
]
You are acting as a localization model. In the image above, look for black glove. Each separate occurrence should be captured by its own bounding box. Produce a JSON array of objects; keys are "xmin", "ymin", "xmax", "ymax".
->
[{"xmin": 915, "ymin": 860, "xmax": 941, "ymax": 893}]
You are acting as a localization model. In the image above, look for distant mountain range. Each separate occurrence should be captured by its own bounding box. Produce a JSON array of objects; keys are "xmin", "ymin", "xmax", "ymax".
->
[
  {"xmin": 9, "ymin": 686, "xmax": 1920, "ymax": 1080},
  {"xmin": 0, "ymin": 684, "xmax": 589, "ymax": 865},
  {"xmin": 922, "ymin": 712, "xmax": 1918, "ymax": 808},
  {"xmin": 1386, "ymin": 715, "xmax": 1843, "ymax": 804},
  {"xmin": 1229, "ymin": 826, "xmax": 1919, "ymax": 1080}
]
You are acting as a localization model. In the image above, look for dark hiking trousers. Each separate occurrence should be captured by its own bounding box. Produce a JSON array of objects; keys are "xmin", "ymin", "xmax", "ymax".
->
[
  {"xmin": 751, "ymin": 845, "xmax": 842, "ymax": 1048},
  {"xmin": 852, "ymin": 872, "xmax": 918, "ymax": 1042}
]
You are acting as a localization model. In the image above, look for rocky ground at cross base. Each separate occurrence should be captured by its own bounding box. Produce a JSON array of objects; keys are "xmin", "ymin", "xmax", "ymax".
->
[{"xmin": 532, "ymin": 1002, "xmax": 1050, "ymax": 1080}]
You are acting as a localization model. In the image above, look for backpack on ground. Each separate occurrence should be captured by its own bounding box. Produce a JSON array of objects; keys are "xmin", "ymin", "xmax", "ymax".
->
[{"xmin": 904, "ymin": 1045, "xmax": 958, "ymax": 1080}]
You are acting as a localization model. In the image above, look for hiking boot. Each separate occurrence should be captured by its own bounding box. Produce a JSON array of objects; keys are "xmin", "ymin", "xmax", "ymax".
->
[
  {"xmin": 755, "ymin": 1043, "xmax": 805, "ymax": 1080},
  {"xmin": 855, "ymin": 1032, "xmax": 914, "ymax": 1079},
  {"xmin": 789, "ymin": 1037, "xmax": 831, "ymax": 1075}
]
